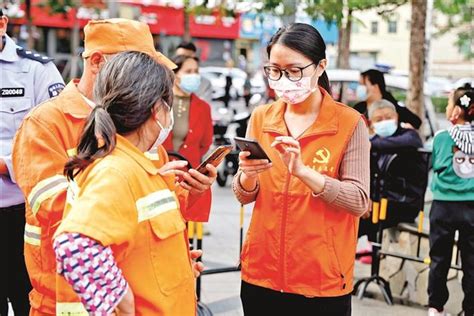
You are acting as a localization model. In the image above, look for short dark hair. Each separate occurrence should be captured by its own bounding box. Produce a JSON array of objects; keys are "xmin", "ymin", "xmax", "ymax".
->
[
  {"xmin": 171, "ymin": 54, "xmax": 199, "ymax": 73},
  {"xmin": 177, "ymin": 41, "xmax": 197, "ymax": 52},
  {"xmin": 361, "ymin": 69, "xmax": 386, "ymax": 92}
]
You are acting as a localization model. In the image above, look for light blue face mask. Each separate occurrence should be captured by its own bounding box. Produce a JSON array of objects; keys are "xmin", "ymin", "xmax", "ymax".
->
[
  {"xmin": 373, "ymin": 119, "xmax": 398, "ymax": 138},
  {"xmin": 179, "ymin": 74, "xmax": 201, "ymax": 93}
]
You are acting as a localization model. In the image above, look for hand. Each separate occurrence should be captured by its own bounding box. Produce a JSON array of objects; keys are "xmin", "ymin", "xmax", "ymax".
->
[
  {"xmin": 179, "ymin": 164, "xmax": 217, "ymax": 195},
  {"xmin": 158, "ymin": 160, "xmax": 189, "ymax": 179},
  {"xmin": 238, "ymin": 151, "xmax": 272, "ymax": 179},
  {"xmin": 270, "ymin": 136, "xmax": 305, "ymax": 176},
  {"xmin": 361, "ymin": 199, "xmax": 372, "ymax": 219},
  {"xmin": 400, "ymin": 122, "xmax": 415, "ymax": 129},
  {"xmin": 114, "ymin": 286, "xmax": 135, "ymax": 316},
  {"xmin": 190, "ymin": 249, "xmax": 204, "ymax": 278}
]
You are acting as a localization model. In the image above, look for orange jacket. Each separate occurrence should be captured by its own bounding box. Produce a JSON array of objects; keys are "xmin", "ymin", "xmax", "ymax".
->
[
  {"xmin": 241, "ymin": 89, "xmax": 362, "ymax": 297},
  {"xmin": 12, "ymin": 81, "xmax": 91, "ymax": 314},
  {"xmin": 55, "ymin": 136, "xmax": 197, "ymax": 315},
  {"xmin": 12, "ymin": 81, "xmax": 206, "ymax": 314}
]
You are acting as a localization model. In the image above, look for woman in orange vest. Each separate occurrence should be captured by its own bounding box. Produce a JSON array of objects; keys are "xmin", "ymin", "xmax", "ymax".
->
[
  {"xmin": 233, "ymin": 23, "xmax": 370, "ymax": 315},
  {"xmin": 53, "ymin": 51, "xmax": 216, "ymax": 315}
]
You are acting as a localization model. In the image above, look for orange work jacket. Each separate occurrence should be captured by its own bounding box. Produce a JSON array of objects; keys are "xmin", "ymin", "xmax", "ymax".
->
[
  {"xmin": 54, "ymin": 136, "xmax": 197, "ymax": 315},
  {"xmin": 12, "ymin": 81, "xmax": 205, "ymax": 315},
  {"xmin": 241, "ymin": 89, "xmax": 363, "ymax": 297}
]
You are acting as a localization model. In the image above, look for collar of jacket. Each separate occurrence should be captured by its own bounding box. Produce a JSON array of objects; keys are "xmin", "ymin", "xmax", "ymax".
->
[
  {"xmin": 60, "ymin": 80, "xmax": 93, "ymax": 119},
  {"xmin": 0, "ymin": 34, "xmax": 20, "ymax": 62},
  {"xmin": 115, "ymin": 135, "xmax": 160, "ymax": 176},
  {"xmin": 262, "ymin": 87, "xmax": 339, "ymax": 139}
]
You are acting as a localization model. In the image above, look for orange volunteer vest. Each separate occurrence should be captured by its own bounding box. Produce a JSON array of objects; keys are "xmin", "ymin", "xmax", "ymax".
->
[{"xmin": 241, "ymin": 89, "xmax": 363, "ymax": 297}]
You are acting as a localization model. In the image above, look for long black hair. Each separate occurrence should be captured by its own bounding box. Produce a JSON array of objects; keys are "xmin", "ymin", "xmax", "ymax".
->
[
  {"xmin": 266, "ymin": 23, "xmax": 331, "ymax": 94},
  {"xmin": 64, "ymin": 51, "xmax": 174, "ymax": 180}
]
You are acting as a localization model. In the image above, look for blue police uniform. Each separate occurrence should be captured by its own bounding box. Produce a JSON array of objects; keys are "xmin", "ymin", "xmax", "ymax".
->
[{"xmin": 0, "ymin": 30, "xmax": 64, "ymax": 315}]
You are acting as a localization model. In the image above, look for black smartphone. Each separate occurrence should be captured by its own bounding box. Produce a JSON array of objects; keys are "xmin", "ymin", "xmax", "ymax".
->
[
  {"xmin": 234, "ymin": 137, "xmax": 271, "ymax": 162},
  {"xmin": 196, "ymin": 145, "xmax": 233, "ymax": 175}
]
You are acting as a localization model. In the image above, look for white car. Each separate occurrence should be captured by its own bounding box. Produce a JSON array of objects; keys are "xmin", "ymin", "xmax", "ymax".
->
[
  {"xmin": 199, "ymin": 66, "xmax": 266, "ymax": 101},
  {"xmin": 326, "ymin": 69, "xmax": 439, "ymax": 139}
]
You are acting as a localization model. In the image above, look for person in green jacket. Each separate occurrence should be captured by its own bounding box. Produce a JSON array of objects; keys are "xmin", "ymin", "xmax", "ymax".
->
[{"xmin": 428, "ymin": 84, "xmax": 474, "ymax": 316}]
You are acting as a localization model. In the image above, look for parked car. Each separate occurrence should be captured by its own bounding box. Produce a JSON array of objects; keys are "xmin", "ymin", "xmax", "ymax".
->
[
  {"xmin": 200, "ymin": 66, "xmax": 266, "ymax": 101},
  {"xmin": 326, "ymin": 68, "xmax": 439, "ymax": 140}
]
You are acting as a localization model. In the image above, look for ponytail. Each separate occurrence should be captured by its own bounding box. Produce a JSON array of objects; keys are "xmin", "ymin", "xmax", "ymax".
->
[
  {"xmin": 318, "ymin": 71, "xmax": 331, "ymax": 96},
  {"xmin": 64, "ymin": 106, "xmax": 117, "ymax": 180}
]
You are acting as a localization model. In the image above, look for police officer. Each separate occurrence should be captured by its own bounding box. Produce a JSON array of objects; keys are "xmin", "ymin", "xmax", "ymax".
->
[{"xmin": 0, "ymin": 8, "xmax": 64, "ymax": 315}]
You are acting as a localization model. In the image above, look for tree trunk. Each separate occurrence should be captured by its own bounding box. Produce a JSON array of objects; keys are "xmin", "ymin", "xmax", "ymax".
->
[
  {"xmin": 69, "ymin": 14, "xmax": 80, "ymax": 80},
  {"xmin": 25, "ymin": 0, "xmax": 34, "ymax": 49},
  {"xmin": 407, "ymin": 0, "xmax": 427, "ymax": 121},
  {"xmin": 338, "ymin": 8, "xmax": 352, "ymax": 69},
  {"xmin": 183, "ymin": 10, "xmax": 191, "ymax": 42},
  {"xmin": 281, "ymin": 0, "xmax": 297, "ymax": 25}
]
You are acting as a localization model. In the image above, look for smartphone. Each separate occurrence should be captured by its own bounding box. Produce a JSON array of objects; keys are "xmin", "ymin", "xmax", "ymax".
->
[
  {"xmin": 196, "ymin": 145, "xmax": 233, "ymax": 175},
  {"xmin": 234, "ymin": 137, "xmax": 271, "ymax": 162}
]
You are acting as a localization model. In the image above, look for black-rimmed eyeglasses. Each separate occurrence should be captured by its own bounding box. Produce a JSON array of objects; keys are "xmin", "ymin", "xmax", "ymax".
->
[{"xmin": 263, "ymin": 62, "xmax": 315, "ymax": 82}]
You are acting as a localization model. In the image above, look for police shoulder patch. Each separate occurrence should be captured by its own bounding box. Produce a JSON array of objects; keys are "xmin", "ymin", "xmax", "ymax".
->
[
  {"xmin": 17, "ymin": 47, "xmax": 54, "ymax": 64},
  {"xmin": 48, "ymin": 83, "xmax": 65, "ymax": 98}
]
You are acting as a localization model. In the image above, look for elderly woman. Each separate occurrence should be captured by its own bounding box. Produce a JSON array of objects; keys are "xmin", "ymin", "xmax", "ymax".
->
[{"xmin": 53, "ymin": 51, "xmax": 217, "ymax": 315}]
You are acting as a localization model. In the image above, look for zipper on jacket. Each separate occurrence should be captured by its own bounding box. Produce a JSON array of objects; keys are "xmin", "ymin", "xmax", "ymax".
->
[
  {"xmin": 341, "ymin": 273, "xmax": 346, "ymax": 290},
  {"xmin": 280, "ymin": 171, "xmax": 291, "ymax": 292}
]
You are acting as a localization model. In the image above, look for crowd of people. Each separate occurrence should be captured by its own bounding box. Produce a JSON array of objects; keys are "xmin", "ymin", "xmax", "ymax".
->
[{"xmin": 0, "ymin": 7, "xmax": 473, "ymax": 316}]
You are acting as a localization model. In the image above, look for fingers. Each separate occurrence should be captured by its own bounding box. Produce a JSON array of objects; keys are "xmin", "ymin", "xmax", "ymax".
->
[
  {"xmin": 193, "ymin": 261, "xmax": 205, "ymax": 277},
  {"xmin": 190, "ymin": 249, "xmax": 202, "ymax": 260}
]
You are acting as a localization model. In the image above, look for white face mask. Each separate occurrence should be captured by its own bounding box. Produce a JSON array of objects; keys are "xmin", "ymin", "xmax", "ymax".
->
[
  {"xmin": 150, "ymin": 104, "xmax": 174, "ymax": 151},
  {"xmin": 268, "ymin": 70, "xmax": 318, "ymax": 104}
]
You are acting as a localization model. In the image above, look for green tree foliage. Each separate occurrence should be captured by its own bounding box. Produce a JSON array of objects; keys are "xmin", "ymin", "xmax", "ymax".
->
[{"xmin": 433, "ymin": 0, "xmax": 473, "ymax": 59}]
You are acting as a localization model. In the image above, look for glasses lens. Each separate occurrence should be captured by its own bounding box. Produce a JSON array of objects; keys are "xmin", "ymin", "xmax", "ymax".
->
[
  {"xmin": 264, "ymin": 66, "xmax": 282, "ymax": 81},
  {"xmin": 285, "ymin": 67, "xmax": 304, "ymax": 81}
]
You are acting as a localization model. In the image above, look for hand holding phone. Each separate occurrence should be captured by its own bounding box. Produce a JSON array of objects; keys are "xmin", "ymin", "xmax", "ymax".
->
[
  {"xmin": 195, "ymin": 145, "xmax": 233, "ymax": 175},
  {"xmin": 234, "ymin": 137, "xmax": 271, "ymax": 162}
]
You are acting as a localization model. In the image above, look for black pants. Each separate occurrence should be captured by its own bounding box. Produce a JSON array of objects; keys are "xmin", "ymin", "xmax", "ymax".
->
[
  {"xmin": 241, "ymin": 281, "xmax": 351, "ymax": 316},
  {"xmin": 428, "ymin": 200, "xmax": 474, "ymax": 315},
  {"xmin": 0, "ymin": 204, "xmax": 31, "ymax": 316}
]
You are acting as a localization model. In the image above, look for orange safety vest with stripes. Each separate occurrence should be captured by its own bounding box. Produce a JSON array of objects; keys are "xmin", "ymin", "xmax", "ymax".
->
[
  {"xmin": 240, "ymin": 89, "xmax": 363, "ymax": 297},
  {"xmin": 54, "ymin": 136, "xmax": 197, "ymax": 315}
]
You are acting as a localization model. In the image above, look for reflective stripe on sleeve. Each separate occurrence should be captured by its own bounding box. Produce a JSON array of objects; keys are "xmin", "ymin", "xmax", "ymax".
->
[
  {"xmin": 24, "ymin": 224, "xmax": 41, "ymax": 246},
  {"xmin": 28, "ymin": 175, "xmax": 68, "ymax": 216},
  {"xmin": 56, "ymin": 302, "xmax": 88, "ymax": 315},
  {"xmin": 136, "ymin": 189, "xmax": 178, "ymax": 222}
]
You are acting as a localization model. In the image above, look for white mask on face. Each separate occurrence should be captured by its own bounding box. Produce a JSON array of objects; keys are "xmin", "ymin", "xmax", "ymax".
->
[
  {"xmin": 150, "ymin": 105, "xmax": 174, "ymax": 150},
  {"xmin": 268, "ymin": 68, "xmax": 319, "ymax": 104}
]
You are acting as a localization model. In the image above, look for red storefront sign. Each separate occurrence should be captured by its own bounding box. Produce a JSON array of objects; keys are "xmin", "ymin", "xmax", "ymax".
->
[
  {"xmin": 10, "ymin": 2, "xmax": 238, "ymax": 39},
  {"xmin": 190, "ymin": 13, "xmax": 239, "ymax": 39}
]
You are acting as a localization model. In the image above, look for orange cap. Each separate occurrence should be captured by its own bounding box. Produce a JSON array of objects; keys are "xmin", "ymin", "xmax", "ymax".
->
[{"xmin": 82, "ymin": 18, "xmax": 176, "ymax": 69}]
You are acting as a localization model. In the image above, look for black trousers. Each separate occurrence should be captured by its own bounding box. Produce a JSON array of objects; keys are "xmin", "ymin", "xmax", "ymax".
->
[
  {"xmin": 241, "ymin": 281, "xmax": 351, "ymax": 316},
  {"xmin": 428, "ymin": 200, "xmax": 474, "ymax": 315},
  {"xmin": 0, "ymin": 204, "xmax": 31, "ymax": 316}
]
